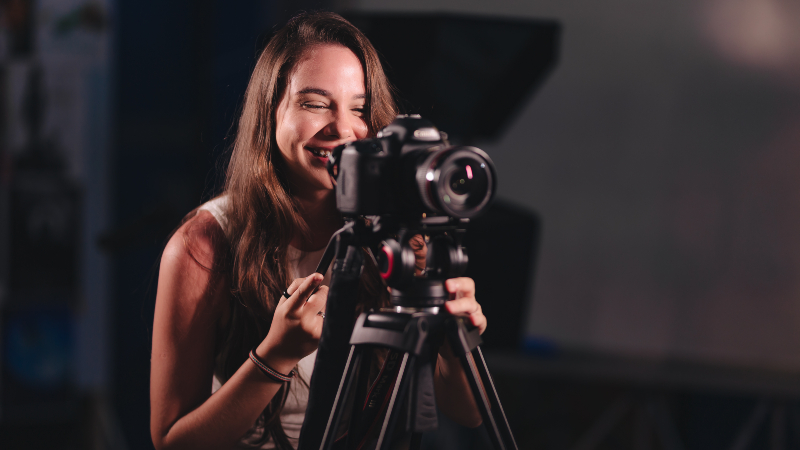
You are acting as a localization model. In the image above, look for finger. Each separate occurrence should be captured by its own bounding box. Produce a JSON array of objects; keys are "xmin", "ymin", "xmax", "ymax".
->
[
  {"xmin": 306, "ymin": 285, "xmax": 329, "ymax": 314},
  {"xmin": 279, "ymin": 278, "xmax": 304, "ymax": 305},
  {"xmin": 470, "ymin": 313, "xmax": 488, "ymax": 335},
  {"xmin": 305, "ymin": 286, "xmax": 329, "ymax": 337},
  {"xmin": 311, "ymin": 317, "xmax": 324, "ymax": 341},
  {"xmin": 445, "ymin": 299, "xmax": 481, "ymax": 319},
  {"xmin": 408, "ymin": 234, "xmax": 426, "ymax": 251},
  {"xmin": 409, "ymin": 234, "xmax": 427, "ymax": 274},
  {"xmin": 287, "ymin": 273, "xmax": 323, "ymax": 310},
  {"xmin": 445, "ymin": 298, "xmax": 487, "ymax": 334},
  {"xmin": 445, "ymin": 277, "xmax": 475, "ymax": 299}
]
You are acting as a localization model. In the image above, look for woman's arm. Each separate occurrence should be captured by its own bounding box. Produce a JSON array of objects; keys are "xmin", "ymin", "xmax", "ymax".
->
[
  {"xmin": 434, "ymin": 277, "xmax": 488, "ymax": 428},
  {"xmin": 150, "ymin": 212, "xmax": 327, "ymax": 450}
]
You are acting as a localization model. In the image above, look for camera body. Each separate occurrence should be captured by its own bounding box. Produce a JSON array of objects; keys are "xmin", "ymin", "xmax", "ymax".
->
[{"xmin": 328, "ymin": 115, "xmax": 496, "ymax": 220}]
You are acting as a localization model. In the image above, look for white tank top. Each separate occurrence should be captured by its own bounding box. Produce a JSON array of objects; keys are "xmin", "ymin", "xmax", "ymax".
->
[{"xmin": 199, "ymin": 195, "xmax": 330, "ymax": 449}]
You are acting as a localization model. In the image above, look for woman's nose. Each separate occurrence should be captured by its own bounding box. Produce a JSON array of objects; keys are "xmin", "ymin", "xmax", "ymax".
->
[{"xmin": 324, "ymin": 110, "xmax": 354, "ymax": 140}]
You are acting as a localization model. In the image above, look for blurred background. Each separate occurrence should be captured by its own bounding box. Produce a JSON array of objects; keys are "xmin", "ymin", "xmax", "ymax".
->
[{"xmin": 2, "ymin": 0, "xmax": 800, "ymax": 449}]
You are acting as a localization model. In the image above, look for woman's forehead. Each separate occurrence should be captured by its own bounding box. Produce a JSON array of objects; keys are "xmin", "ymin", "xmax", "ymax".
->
[{"xmin": 287, "ymin": 44, "xmax": 366, "ymax": 96}]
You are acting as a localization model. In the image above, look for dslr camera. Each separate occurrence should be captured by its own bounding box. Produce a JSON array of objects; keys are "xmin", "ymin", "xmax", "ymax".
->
[{"xmin": 327, "ymin": 115, "xmax": 496, "ymax": 220}]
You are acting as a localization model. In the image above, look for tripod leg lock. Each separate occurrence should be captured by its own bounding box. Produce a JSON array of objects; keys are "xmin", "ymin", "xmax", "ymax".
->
[{"xmin": 446, "ymin": 316, "xmax": 483, "ymax": 357}]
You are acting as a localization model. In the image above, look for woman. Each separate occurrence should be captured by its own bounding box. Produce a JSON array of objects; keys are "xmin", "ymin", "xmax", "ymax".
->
[{"xmin": 150, "ymin": 11, "xmax": 487, "ymax": 450}]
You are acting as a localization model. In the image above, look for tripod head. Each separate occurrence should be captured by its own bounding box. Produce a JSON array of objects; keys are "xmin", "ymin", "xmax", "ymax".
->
[
  {"xmin": 375, "ymin": 215, "xmax": 469, "ymax": 308},
  {"xmin": 312, "ymin": 213, "xmax": 470, "ymax": 309}
]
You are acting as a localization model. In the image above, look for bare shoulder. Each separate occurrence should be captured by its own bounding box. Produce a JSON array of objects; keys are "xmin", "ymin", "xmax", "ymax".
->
[
  {"xmin": 162, "ymin": 210, "xmax": 227, "ymax": 271},
  {"xmin": 158, "ymin": 210, "xmax": 230, "ymax": 317}
]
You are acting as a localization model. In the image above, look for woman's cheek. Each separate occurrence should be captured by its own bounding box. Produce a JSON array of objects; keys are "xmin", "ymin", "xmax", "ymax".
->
[{"xmin": 355, "ymin": 120, "xmax": 369, "ymax": 139}]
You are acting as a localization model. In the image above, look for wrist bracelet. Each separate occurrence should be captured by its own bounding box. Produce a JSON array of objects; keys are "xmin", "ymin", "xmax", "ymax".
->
[{"xmin": 249, "ymin": 348, "xmax": 295, "ymax": 383}]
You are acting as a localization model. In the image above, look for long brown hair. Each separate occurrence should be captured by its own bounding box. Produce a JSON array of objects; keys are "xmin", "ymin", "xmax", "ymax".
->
[{"xmin": 215, "ymin": 11, "xmax": 398, "ymax": 449}]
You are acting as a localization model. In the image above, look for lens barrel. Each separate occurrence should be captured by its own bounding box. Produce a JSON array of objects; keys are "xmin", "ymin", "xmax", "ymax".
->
[{"xmin": 416, "ymin": 146, "xmax": 496, "ymax": 218}]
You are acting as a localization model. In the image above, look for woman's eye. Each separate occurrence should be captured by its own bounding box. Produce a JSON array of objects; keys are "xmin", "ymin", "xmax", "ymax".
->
[
  {"xmin": 302, "ymin": 102, "xmax": 326, "ymax": 110},
  {"xmin": 352, "ymin": 107, "xmax": 365, "ymax": 116}
]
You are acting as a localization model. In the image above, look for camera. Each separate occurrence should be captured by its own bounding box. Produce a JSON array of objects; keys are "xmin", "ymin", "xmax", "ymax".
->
[{"xmin": 327, "ymin": 115, "xmax": 496, "ymax": 219}]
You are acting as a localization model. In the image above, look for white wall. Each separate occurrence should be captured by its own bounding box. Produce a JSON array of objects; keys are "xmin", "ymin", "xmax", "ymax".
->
[{"xmin": 342, "ymin": 0, "xmax": 800, "ymax": 371}]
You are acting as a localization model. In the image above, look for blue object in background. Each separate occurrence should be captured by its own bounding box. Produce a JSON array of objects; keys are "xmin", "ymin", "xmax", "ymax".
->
[
  {"xmin": 3, "ymin": 307, "xmax": 73, "ymax": 391},
  {"xmin": 523, "ymin": 334, "xmax": 559, "ymax": 358}
]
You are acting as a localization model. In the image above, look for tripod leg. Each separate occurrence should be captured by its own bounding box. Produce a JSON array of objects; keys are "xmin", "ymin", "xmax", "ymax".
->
[
  {"xmin": 343, "ymin": 346, "xmax": 374, "ymax": 449},
  {"xmin": 375, "ymin": 353, "xmax": 413, "ymax": 450},
  {"xmin": 459, "ymin": 350, "xmax": 508, "ymax": 450},
  {"xmin": 448, "ymin": 317, "xmax": 517, "ymax": 450},
  {"xmin": 321, "ymin": 345, "xmax": 362, "ymax": 450},
  {"xmin": 472, "ymin": 346, "xmax": 518, "ymax": 450},
  {"xmin": 410, "ymin": 357, "xmax": 438, "ymax": 433}
]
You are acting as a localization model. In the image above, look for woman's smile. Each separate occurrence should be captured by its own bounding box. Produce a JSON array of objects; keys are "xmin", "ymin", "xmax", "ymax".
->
[{"xmin": 306, "ymin": 145, "xmax": 335, "ymax": 161}]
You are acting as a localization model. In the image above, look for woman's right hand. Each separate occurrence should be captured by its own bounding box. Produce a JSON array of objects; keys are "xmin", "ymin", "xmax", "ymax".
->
[{"xmin": 255, "ymin": 273, "xmax": 328, "ymax": 373}]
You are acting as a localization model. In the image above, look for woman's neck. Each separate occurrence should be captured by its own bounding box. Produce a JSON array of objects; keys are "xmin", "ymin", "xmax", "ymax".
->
[{"xmin": 291, "ymin": 189, "xmax": 342, "ymax": 251}]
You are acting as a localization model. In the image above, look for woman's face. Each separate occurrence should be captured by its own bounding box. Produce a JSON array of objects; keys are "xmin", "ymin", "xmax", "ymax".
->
[{"xmin": 275, "ymin": 44, "xmax": 369, "ymax": 195}]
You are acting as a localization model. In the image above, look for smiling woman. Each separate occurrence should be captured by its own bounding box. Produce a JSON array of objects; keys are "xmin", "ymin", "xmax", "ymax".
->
[
  {"xmin": 149, "ymin": 11, "xmax": 487, "ymax": 450},
  {"xmin": 275, "ymin": 44, "xmax": 369, "ymax": 200}
]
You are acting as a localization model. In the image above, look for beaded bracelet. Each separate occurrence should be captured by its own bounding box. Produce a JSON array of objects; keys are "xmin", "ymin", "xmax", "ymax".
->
[{"xmin": 249, "ymin": 348, "xmax": 295, "ymax": 383}]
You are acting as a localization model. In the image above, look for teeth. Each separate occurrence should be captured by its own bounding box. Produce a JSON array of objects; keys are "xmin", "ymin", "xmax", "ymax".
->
[{"xmin": 311, "ymin": 148, "xmax": 331, "ymax": 158}]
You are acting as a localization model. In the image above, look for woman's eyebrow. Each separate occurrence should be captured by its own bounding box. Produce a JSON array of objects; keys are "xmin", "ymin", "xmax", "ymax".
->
[
  {"xmin": 297, "ymin": 87, "xmax": 366, "ymax": 99},
  {"xmin": 298, "ymin": 87, "xmax": 330, "ymax": 96}
]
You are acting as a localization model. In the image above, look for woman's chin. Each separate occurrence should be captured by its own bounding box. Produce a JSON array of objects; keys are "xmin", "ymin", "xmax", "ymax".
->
[{"xmin": 308, "ymin": 178, "xmax": 336, "ymax": 196}]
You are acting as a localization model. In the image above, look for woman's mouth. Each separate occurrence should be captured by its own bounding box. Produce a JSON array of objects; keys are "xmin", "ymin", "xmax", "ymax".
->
[{"xmin": 308, "ymin": 147, "xmax": 333, "ymax": 160}]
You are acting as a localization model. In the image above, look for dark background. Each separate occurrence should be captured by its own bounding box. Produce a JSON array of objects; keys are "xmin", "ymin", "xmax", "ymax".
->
[{"xmin": 3, "ymin": 0, "xmax": 800, "ymax": 449}]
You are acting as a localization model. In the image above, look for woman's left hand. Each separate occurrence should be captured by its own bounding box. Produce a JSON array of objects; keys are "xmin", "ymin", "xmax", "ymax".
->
[{"xmin": 444, "ymin": 277, "xmax": 487, "ymax": 335}]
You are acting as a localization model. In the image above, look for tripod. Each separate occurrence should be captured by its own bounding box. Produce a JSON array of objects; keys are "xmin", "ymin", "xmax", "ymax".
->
[{"xmin": 299, "ymin": 218, "xmax": 518, "ymax": 450}]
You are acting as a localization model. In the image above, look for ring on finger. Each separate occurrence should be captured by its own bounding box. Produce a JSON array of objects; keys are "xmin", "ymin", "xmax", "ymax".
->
[{"xmin": 282, "ymin": 289, "xmax": 292, "ymax": 299}]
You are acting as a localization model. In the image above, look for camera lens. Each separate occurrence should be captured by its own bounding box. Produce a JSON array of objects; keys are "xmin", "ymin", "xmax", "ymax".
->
[
  {"xmin": 443, "ymin": 158, "xmax": 488, "ymax": 202},
  {"xmin": 417, "ymin": 146, "xmax": 496, "ymax": 218}
]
